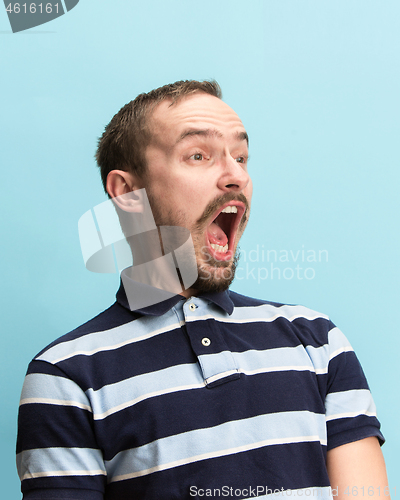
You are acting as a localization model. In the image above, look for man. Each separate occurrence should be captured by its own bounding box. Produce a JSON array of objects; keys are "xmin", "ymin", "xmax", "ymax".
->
[{"xmin": 17, "ymin": 80, "xmax": 389, "ymax": 499}]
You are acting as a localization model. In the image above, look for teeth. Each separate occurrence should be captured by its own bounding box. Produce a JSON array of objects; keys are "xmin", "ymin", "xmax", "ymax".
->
[
  {"xmin": 210, "ymin": 243, "xmax": 228, "ymax": 253},
  {"xmin": 221, "ymin": 206, "xmax": 238, "ymax": 214}
]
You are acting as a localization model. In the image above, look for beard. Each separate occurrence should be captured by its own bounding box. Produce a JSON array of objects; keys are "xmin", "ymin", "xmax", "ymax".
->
[
  {"xmin": 145, "ymin": 188, "xmax": 249, "ymax": 294},
  {"xmin": 191, "ymin": 248, "xmax": 241, "ymax": 293}
]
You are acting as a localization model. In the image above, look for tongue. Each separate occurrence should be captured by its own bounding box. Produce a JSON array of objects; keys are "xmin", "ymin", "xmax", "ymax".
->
[{"xmin": 207, "ymin": 222, "xmax": 228, "ymax": 246}]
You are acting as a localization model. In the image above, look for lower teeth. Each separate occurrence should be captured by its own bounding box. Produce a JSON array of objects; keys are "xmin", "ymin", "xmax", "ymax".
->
[{"xmin": 210, "ymin": 243, "xmax": 228, "ymax": 253}]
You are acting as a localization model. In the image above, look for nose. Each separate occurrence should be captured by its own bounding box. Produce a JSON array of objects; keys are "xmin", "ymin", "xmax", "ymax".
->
[{"xmin": 217, "ymin": 155, "xmax": 251, "ymax": 194}]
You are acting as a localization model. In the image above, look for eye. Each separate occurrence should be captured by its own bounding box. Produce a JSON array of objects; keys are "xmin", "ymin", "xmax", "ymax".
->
[
  {"xmin": 190, "ymin": 153, "xmax": 204, "ymax": 161},
  {"xmin": 235, "ymin": 156, "xmax": 247, "ymax": 164}
]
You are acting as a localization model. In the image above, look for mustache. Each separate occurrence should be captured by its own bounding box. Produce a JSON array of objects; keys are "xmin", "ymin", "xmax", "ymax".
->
[{"xmin": 195, "ymin": 192, "xmax": 250, "ymax": 229}]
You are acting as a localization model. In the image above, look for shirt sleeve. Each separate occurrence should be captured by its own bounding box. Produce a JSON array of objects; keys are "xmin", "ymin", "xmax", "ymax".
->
[
  {"xmin": 16, "ymin": 359, "xmax": 106, "ymax": 499},
  {"xmin": 325, "ymin": 324, "xmax": 385, "ymax": 450}
]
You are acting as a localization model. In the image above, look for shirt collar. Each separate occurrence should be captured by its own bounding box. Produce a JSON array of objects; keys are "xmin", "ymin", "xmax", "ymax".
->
[{"xmin": 116, "ymin": 279, "xmax": 234, "ymax": 316}]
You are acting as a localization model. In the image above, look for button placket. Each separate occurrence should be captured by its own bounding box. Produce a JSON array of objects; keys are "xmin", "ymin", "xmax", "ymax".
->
[{"xmin": 184, "ymin": 299, "xmax": 239, "ymax": 387}]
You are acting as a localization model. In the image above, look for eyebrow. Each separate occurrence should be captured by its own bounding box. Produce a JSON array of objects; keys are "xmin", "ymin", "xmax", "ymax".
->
[{"xmin": 176, "ymin": 128, "xmax": 249, "ymax": 145}]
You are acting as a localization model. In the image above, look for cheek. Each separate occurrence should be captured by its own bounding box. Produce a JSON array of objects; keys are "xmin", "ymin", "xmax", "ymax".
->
[
  {"xmin": 244, "ymin": 180, "xmax": 253, "ymax": 207},
  {"xmin": 174, "ymin": 181, "xmax": 209, "ymax": 207}
]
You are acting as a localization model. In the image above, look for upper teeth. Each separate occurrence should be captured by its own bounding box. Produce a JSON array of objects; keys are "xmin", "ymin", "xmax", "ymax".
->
[{"xmin": 221, "ymin": 206, "xmax": 238, "ymax": 213}]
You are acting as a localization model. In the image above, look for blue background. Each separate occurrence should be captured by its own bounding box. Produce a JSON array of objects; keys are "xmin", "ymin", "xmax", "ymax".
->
[{"xmin": 1, "ymin": 0, "xmax": 399, "ymax": 496}]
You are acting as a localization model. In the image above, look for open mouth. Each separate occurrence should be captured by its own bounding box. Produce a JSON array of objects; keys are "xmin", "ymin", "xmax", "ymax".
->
[{"xmin": 206, "ymin": 202, "xmax": 246, "ymax": 262}]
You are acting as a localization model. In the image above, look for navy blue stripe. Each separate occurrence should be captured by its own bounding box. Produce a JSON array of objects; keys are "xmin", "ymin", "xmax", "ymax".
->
[
  {"xmin": 18, "ymin": 288, "xmax": 383, "ymax": 500},
  {"xmin": 26, "ymin": 359, "xmax": 71, "ymax": 378},
  {"xmin": 327, "ymin": 417, "xmax": 384, "ymax": 449},
  {"xmin": 228, "ymin": 290, "xmax": 283, "ymax": 308},
  {"xmin": 57, "ymin": 326, "xmax": 196, "ymax": 390},
  {"xmin": 22, "ymin": 488, "xmax": 103, "ymax": 499},
  {"xmin": 35, "ymin": 303, "xmax": 140, "ymax": 358},
  {"xmin": 328, "ymin": 351, "xmax": 371, "ymax": 392},
  {"xmin": 95, "ymin": 371, "xmax": 326, "ymax": 456},
  {"xmin": 17, "ymin": 404, "xmax": 96, "ymax": 452},
  {"xmin": 199, "ymin": 317, "xmax": 332, "ymax": 351},
  {"xmin": 21, "ymin": 476, "xmax": 105, "ymax": 497},
  {"xmin": 54, "ymin": 320, "xmax": 335, "ymax": 391}
]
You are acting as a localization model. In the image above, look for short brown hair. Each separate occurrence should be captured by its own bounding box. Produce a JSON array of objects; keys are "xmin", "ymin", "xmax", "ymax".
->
[{"xmin": 95, "ymin": 80, "xmax": 222, "ymax": 193}]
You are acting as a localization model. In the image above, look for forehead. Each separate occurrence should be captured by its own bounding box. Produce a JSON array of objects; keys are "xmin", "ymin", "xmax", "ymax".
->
[{"xmin": 148, "ymin": 93, "xmax": 246, "ymax": 146}]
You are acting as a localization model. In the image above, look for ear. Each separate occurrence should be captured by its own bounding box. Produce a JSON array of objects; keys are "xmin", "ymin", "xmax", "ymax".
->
[{"xmin": 106, "ymin": 170, "xmax": 146, "ymax": 213}]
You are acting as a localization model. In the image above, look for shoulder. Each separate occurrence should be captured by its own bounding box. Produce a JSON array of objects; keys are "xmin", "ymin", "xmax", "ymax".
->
[
  {"xmin": 227, "ymin": 290, "xmax": 337, "ymax": 347},
  {"xmin": 228, "ymin": 289, "xmax": 330, "ymax": 322},
  {"xmin": 33, "ymin": 301, "xmax": 139, "ymax": 364},
  {"xmin": 228, "ymin": 289, "xmax": 283, "ymax": 308}
]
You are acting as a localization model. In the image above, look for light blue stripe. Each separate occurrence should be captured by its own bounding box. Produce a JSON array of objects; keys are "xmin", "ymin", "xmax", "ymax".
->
[
  {"xmin": 37, "ymin": 309, "xmax": 181, "ymax": 364},
  {"xmin": 106, "ymin": 410, "xmax": 326, "ymax": 481},
  {"xmin": 17, "ymin": 447, "xmax": 105, "ymax": 480},
  {"xmin": 198, "ymin": 346, "xmax": 315, "ymax": 382},
  {"xmin": 235, "ymin": 345, "xmax": 315, "ymax": 373},
  {"xmin": 20, "ymin": 373, "xmax": 91, "ymax": 410},
  {"xmin": 198, "ymin": 350, "xmax": 238, "ymax": 382},
  {"xmin": 87, "ymin": 362, "xmax": 205, "ymax": 419},
  {"xmin": 325, "ymin": 389, "xmax": 377, "ymax": 420},
  {"xmin": 200, "ymin": 344, "xmax": 332, "ymax": 378},
  {"xmin": 328, "ymin": 327, "xmax": 353, "ymax": 359},
  {"xmin": 187, "ymin": 302, "xmax": 329, "ymax": 324},
  {"xmin": 88, "ymin": 343, "xmax": 332, "ymax": 419},
  {"xmin": 304, "ymin": 344, "xmax": 330, "ymax": 373},
  {"xmin": 172, "ymin": 301, "xmax": 185, "ymax": 323},
  {"xmin": 37, "ymin": 302, "xmax": 329, "ymax": 365}
]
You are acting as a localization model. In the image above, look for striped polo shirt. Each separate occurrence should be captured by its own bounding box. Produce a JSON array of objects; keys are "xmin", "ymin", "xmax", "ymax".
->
[{"xmin": 17, "ymin": 284, "xmax": 384, "ymax": 499}]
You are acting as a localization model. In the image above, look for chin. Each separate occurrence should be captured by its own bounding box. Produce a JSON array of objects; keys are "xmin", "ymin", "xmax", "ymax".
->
[{"xmin": 191, "ymin": 253, "xmax": 239, "ymax": 294}]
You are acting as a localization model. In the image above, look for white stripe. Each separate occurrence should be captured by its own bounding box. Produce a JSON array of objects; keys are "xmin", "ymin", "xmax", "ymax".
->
[
  {"xmin": 229, "ymin": 303, "xmax": 329, "ymax": 322},
  {"xmin": 205, "ymin": 369, "xmax": 239, "ymax": 385},
  {"xmin": 201, "ymin": 345, "xmax": 326, "ymax": 385},
  {"xmin": 17, "ymin": 447, "xmax": 106, "ymax": 481},
  {"xmin": 87, "ymin": 362, "xmax": 205, "ymax": 420},
  {"xmin": 44, "ymin": 333, "xmax": 154, "ymax": 364},
  {"xmin": 19, "ymin": 397, "xmax": 92, "ymax": 412},
  {"xmin": 20, "ymin": 469, "xmax": 106, "ymax": 481},
  {"xmin": 188, "ymin": 308, "xmax": 328, "ymax": 325},
  {"xmin": 19, "ymin": 373, "xmax": 92, "ymax": 412},
  {"xmin": 328, "ymin": 327, "xmax": 354, "ymax": 361},
  {"xmin": 90, "ymin": 359, "xmax": 321, "ymax": 420},
  {"xmin": 111, "ymin": 434, "xmax": 322, "ymax": 482},
  {"xmin": 326, "ymin": 410, "xmax": 377, "ymax": 422},
  {"xmin": 37, "ymin": 312, "xmax": 181, "ymax": 364},
  {"xmin": 106, "ymin": 410, "xmax": 327, "ymax": 482},
  {"xmin": 325, "ymin": 389, "xmax": 377, "ymax": 422},
  {"xmin": 329, "ymin": 345, "xmax": 353, "ymax": 361},
  {"xmin": 88, "ymin": 343, "xmax": 329, "ymax": 420},
  {"xmin": 91, "ymin": 381, "xmax": 205, "ymax": 420},
  {"xmin": 239, "ymin": 365, "xmax": 321, "ymax": 376},
  {"xmin": 36, "ymin": 303, "xmax": 329, "ymax": 364}
]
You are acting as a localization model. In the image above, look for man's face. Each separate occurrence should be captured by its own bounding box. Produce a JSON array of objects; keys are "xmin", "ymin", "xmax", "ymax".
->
[{"xmin": 141, "ymin": 92, "xmax": 253, "ymax": 294}]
